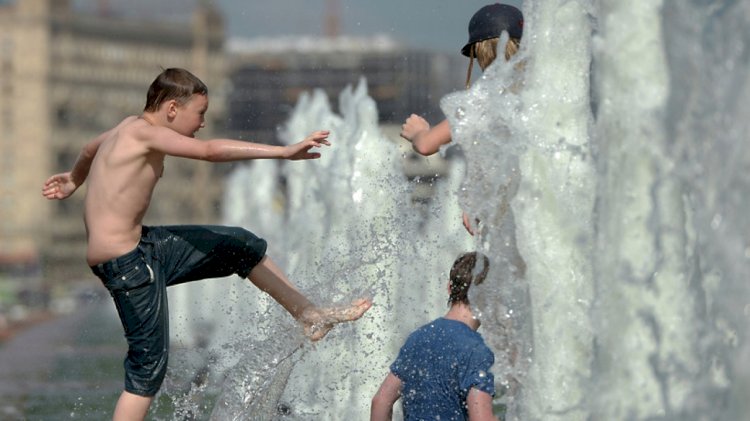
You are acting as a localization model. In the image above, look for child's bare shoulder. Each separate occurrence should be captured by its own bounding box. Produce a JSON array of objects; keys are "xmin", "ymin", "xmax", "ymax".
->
[
  {"xmin": 117, "ymin": 116, "xmax": 156, "ymax": 142},
  {"xmin": 104, "ymin": 116, "xmax": 156, "ymax": 155},
  {"xmin": 105, "ymin": 116, "xmax": 141, "ymax": 140},
  {"xmin": 116, "ymin": 115, "xmax": 140, "ymax": 129}
]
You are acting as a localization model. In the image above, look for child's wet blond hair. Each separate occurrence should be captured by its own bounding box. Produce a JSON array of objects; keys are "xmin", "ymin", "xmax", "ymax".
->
[{"xmin": 465, "ymin": 37, "xmax": 521, "ymax": 88}]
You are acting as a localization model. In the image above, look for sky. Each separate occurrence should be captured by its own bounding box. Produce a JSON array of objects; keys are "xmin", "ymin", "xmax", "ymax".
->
[{"xmin": 216, "ymin": 0, "xmax": 523, "ymax": 53}]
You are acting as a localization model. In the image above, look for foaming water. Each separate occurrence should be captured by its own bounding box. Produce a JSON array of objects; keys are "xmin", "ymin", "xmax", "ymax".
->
[
  {"xmin": 442, "ymin": 0, "xmax": 598, "ymax": 416},
  {"xmin": 444, "ymin": 0, "xmax": 750, "ymax": 420},
  {"xmin": 272, "ymin": 81, "xmax": 472, "ymax": 420},
  {"xmin": 162, "ymin": 0, "xmax": 750, "ymax": 420}
]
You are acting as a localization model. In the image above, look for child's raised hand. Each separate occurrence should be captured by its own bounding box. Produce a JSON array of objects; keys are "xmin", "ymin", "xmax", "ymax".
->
[
  {"xmin": 42, "ymin": 172, "xmax": 78, "ymax": 200},
  {"xmin": 284, "ymin": 130, "xmax": 331, "ymax": 160},
  {"xmin": 400, "ymin": 114, "xmax": 430, "ymax": 142}
]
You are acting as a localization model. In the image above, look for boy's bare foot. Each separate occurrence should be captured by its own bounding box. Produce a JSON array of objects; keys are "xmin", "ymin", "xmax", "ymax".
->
[{"xmin": 301, "ymin": 298, "xmax": 373, "ymax": 341}]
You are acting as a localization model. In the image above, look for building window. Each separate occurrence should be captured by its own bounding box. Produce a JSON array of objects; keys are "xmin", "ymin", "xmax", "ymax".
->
[
  {"xmin": 56, "ymin": 149, "xmax": 77, "ymax": 170},
  {"xmin": 57, "ymin": 105, "xmax": 71, "ymax": 127}
]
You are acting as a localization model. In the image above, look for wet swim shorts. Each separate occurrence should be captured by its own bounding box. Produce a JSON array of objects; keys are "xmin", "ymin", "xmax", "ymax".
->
[{"xmin": 90, "ymin": 225, "xmax": 267, "ymax": 396}]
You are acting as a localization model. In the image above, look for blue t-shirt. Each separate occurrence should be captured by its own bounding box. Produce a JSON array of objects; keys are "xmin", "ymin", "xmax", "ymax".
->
[{"xmin": 390, "ymin": 317, "xmax": 495, "ymax": 421}]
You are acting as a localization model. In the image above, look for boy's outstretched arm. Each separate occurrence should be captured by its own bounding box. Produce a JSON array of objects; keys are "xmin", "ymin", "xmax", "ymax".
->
[
  {"xmin": 400, "ymin": 115, "xmax": 452, "ymax": 156},
  {"xmin": 371, "ymin": 373, "xmax": 402, "ymax": 421},
  {"xmin": 41, "ymin": 122, "xmax": 126, "ymax": 200},
  {"xmin": 203, "ymin": 130, "xmax": 330, "ymax": 161},
  {"xmin": 278, "ymin": 131, "xmax": 332, "ymax": 160},
  {"xmin": 143, "ymin": 127, "xmax": 331, "ymax": 162}
]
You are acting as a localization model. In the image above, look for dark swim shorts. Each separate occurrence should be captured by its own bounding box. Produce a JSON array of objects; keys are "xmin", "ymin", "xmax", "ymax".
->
[{"xmin": 90, "ymin": 225, "xmax": 267, "ymax": 397}]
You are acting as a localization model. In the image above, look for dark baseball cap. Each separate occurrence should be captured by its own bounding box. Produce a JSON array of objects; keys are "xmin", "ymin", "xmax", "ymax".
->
[{"xmin": 461, "ymin": 3, "xmax": 524, "ymax": 57}]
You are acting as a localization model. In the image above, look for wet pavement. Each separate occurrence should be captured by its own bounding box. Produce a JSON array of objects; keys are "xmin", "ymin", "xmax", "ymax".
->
[
  {"xmin": 0, "ymin": 299, "xmax": 127, "ymax": 420},
  {"xmin": 0, "ymin": 293, "xmax": 220, "ymax": 420}
]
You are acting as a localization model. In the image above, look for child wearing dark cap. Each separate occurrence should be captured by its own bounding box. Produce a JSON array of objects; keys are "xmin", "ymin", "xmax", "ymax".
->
[
  {"xmin": 401, "ymin": 3, "xmax": 523, "ymax": 155},
  {"xmin": 399, "ymin": 3, "xmax": 524, "ymax": 234}
]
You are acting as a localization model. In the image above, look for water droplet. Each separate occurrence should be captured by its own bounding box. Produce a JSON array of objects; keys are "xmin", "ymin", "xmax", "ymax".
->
[
  {"xmin": 455, "ymin": 107, "xmax": 466, "ymax": 120},
  {"xmin": 711, "ymin": 214, "xmax": 722, "ymax": 230}
]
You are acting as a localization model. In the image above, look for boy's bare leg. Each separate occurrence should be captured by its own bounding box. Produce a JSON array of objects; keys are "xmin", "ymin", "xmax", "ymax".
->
[
  {"xmin": 112, "ymin": 391, "xmax": 152, "ymax": 421},
  {"xmin": 248, "ymin": 256, "xmax": 372, "ymax": 341}
]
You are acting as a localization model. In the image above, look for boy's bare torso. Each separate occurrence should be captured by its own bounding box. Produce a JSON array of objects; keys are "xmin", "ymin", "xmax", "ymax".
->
[{"xmin": 84, "ymin": 116, "xmax": 164, "ymax": 266}]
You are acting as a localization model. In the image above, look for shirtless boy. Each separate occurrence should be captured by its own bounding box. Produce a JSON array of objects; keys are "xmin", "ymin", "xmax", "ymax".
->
[{"xmin": 42, "ymin": 68, "xmax": 371, "ymax": 421}]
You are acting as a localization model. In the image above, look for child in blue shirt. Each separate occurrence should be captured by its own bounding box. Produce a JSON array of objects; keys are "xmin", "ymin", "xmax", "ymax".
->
[{"xmin": 371, "ymin": 252, "xmax": 498, "ymax": 421}]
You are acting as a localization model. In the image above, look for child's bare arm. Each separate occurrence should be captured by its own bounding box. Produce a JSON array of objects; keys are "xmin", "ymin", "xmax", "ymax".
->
[
  {"xmin": 400, "ymin": 115, "xmax": 452, "ymax": 156},
  {"xmin": 143, "ymin": 127, "xmax": 331, "ymax": 162},
  {"xmin": 41, "ymin": 120, "xmax": 131, "ymax": 200},
  {"xmin": 281, "ymin": 131, "xmax": 331, "ymax": 160},
  {"xmin": 370, "ymin": 373, "xmax": 402, "ymax": 421},
  {"xmin": 466, "ymin": 388, "xmax": 499, "ymax": 421}
]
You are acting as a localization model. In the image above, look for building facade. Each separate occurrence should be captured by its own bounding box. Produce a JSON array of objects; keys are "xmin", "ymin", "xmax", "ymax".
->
[
  {"xmin": 225, "ymin": 36, "xmax": 464, "ymax": 144},
  {"xmin": 0, "ymin": 0, "xmax": 227, "ymax": 279}
]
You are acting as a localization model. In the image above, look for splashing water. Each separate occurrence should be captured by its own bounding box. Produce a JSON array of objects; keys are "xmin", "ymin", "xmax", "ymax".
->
[
  {"xmin": 444, "ymin": 0, "xmax": 750, "ymax": 420},
  {"xmin": 162, "ymin": 79, "xmax": 471, "ymax": 420},
  {"xmin": 271, "ymin": 80, "xmax": 473, "ymax": 420},
  {"xmin": 164, "ymin": 1, "xmax": 750, "ymax": 420}
]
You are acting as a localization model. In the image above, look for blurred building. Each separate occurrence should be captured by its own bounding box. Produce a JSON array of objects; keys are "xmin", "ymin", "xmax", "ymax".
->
[
  {"xmin": 0, "ymin": 0, "xmax": 227, "ymax": 279},
  {"xmin": 224, "ymin": 35, "xmax": 464, "ymax": 144}
]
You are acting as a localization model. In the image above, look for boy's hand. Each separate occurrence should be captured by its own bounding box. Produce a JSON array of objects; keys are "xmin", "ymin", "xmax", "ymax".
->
[
  {"xmin": 400, "ymin": 114, "xmax": 430, "ymax": 142},
  {"xmin": 284, "ymin": 130, "xmax": 331, "ymax": 160},
  {"xmin": 42, "ymin": 172, "xmax": 78, "ymax": 200}
]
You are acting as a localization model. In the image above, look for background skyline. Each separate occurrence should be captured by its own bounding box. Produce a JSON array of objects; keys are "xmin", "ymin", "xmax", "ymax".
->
[
  {"xmin": 70, "ymin": 0, "xmax": 524, "ymax": 53},
  {"xmin": 218, "ymin": 0, "xmax": 523, "ymax": 53}
]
